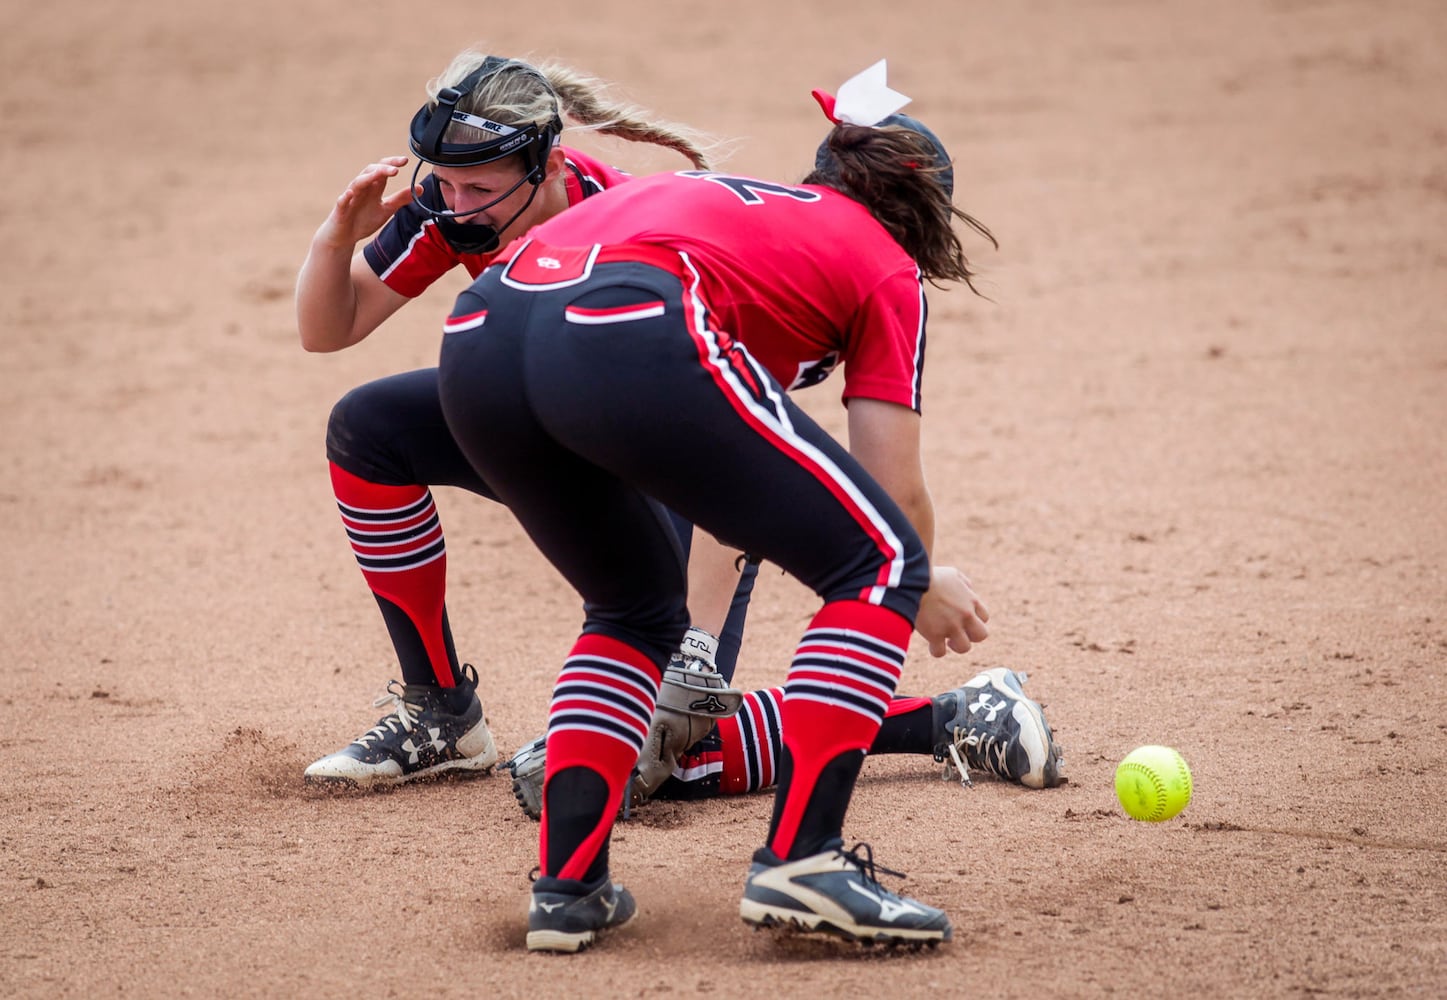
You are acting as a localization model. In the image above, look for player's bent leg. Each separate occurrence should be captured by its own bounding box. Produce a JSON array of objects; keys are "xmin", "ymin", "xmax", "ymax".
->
[
  {"xmin": 314, "ymin": 369, "xmax": 513, "ymax": 788},
  {"xmin": 517, "ymin": 637, "xmax": 660, "ymax": 953},
  {"xmin": 304, "ymin": 663, "xmax": 497, "ymax": 789},
  {"xmin": 325, "ymin": 370, "xmax": 499, "ymax": 694}
]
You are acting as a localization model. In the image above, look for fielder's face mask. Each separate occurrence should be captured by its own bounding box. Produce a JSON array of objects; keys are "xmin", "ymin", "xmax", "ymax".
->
[{"xmin": 407, "ymin": 56, "xmax": 564, "ymax": 254}]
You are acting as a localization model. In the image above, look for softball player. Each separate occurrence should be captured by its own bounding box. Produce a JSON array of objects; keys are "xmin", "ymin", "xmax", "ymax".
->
[
  {"xmin": 435, "ymin": 65, "xmax": 1022, "ymax": 951},
  {"xmin": 296, "ymin": 51, "xmax": 1064, "ymax": 808},
  {"xmin": 296, "ymin": 50, "xmax": 757, "ymax": 788}
]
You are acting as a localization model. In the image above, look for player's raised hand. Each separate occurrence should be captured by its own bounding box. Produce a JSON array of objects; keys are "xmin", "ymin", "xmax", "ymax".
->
[
  {"xmin": 913, "ymin": 565, "xmax": 990, "ymax": 656},
  {"xmin": 319, "ymin": 156, "xmax": 418, "ymax": 247}
]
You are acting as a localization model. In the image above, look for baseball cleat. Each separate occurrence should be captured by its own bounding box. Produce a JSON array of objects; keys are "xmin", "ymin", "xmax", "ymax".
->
[
  {"xmin": 740, "ymin": 842, "xmax": 952, "ymax": 946},
  {"xmin": 932, "ymin": 667, "xmax": 1064, "ymax": 789},
  {"xmin": 526, "ymin": 874, "xmax": 637, "ymax": 953},
  {"xmin": 304, "ymin": 663, "xmax": 497, "ymax": 790}
]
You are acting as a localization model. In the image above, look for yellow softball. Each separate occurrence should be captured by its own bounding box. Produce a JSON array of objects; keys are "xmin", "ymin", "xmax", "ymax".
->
[{"xmin": 1114, "ymin": 745, "xmax": 1193, "ymax": 821}]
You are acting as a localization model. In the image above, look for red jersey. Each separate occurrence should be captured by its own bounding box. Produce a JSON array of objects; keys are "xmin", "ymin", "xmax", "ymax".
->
[
  {"xmin": 525, "ymin": 170, "xmax": 928, "ymax": 411},
  {"xmin": 363, "ymin": 148, "xmax": 630, "ymax": 298}
]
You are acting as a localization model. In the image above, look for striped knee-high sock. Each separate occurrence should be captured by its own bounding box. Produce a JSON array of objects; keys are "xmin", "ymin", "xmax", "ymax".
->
[
  {"xmin": 719, "ymin": 689, "xmax": 933, "ymax": 791},
  {"xmin": 330, "ymin": 462, "xmax": 458, "ymax": 688},
  {"xmin": 542, "ymin": 633, "xmax": 662, "ymax": 882},
  {"xmin": 718, "ymin": 688, "xmax": 784, "ymax": 795},
  {"xmin": 768, "ymin": 600, "xmax": 910, "ymax": 860}
]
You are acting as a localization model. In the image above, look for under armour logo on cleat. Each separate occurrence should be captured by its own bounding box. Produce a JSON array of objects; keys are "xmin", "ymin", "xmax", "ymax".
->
[
  {"xmin": 689, "ymin": 694, "xmax": 729, "ymax": 714},
  {"xmin": 401, "ymin": 727, "xmax": 446, "ymax": 762},
  {"xmin": 969, "ymin": 693, "xmax": 1004, "ymax": 722}
]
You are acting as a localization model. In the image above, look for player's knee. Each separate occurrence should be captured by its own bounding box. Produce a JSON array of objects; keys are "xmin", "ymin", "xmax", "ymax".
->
[
  {"xmin": 326, "ymin": 386, "xmax": 366, "ymax": 460},
  {"xmin": 325, "ymin": 383, "xmax": 398, "ymax": 480}
]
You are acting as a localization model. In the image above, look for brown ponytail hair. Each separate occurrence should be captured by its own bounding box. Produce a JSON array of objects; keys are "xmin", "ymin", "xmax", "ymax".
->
[
  {"xmin": 430, "ymin": 50, "xmax": 715, "ymax": 170},
  {"xmin": 803, "ymin": 124, "xmax": 996, "ymax": 293}
]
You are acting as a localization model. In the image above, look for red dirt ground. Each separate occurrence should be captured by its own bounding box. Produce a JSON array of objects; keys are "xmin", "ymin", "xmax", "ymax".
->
[{"xmin": 3, "ymin": 1, "xmax": 1444, "ymax": 997}]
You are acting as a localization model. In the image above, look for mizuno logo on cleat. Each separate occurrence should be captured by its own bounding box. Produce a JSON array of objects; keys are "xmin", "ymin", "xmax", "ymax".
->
[
  {"xmin": 537, "ymin": 901, "xmax": 564, "ymax": 913},
  {"xmin": 845, "ymin": 882, "xmax": 926, "ymax": 922}
]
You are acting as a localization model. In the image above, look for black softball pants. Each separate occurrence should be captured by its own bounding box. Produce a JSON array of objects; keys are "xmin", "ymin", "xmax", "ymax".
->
[{"xmin": 435, "ymin": 249, "xmax": 929, "ymax": 668}]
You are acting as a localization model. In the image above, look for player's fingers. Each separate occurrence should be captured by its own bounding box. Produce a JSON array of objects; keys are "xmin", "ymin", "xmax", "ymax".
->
[
  {"xmin": 380, "ymin": 187, "xmax": 415, "ymax": 212},
  {"xmin": 928, "ymin": 635, "xmax": 948, "ymax": 657},
  {"xmin": 351, "ymin": 170, "xmax": 391, "ymax": 193},
  {"xmin": 348, "ymin": 162, "xmax": 403, "ymax": 193},
  {"xmin": 964, "ymin": 615, "xmax": 990, "ymax": 643}
]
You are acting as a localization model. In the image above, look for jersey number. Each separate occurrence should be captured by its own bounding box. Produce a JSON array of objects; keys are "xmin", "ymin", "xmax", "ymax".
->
[{"xmin": 677, "ymin": 171, "xmax": 822, "ymax": 205}]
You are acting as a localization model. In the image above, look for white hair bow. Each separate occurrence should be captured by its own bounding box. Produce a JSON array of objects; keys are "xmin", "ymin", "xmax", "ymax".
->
[{"xmin": 811, "ymin": 59, "xmax": 912, "ymax": 127}]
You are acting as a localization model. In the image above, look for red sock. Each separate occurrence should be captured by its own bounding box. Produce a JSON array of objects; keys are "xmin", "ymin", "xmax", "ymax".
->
[
  {"xmin": 330, "ymin": 462, "xmax": 453, "ymax": 687},
  {"xmin": 770, "ymin": 600, "xmax": 911, "ymax": 858},
  {"xmin": 542, "ymin": 633, "xmax": 662, "ymax": 880}
]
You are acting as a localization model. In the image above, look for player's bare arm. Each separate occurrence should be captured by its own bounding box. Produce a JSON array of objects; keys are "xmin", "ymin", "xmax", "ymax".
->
[
  {"xmin": 684, "ymin": 528, "xmax": 745, "ymax": 638},
  {"xmin": 846, "ymin": 397, "xmax": 934, "ymax": 551},
  {"xmin": 847, "ymin": 396, "xmax": 989, "ymax": 655}
]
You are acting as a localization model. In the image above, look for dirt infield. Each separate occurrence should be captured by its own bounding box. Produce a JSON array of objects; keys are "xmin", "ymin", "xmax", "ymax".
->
[{"xmin": 4, "ymin": 0, "xmax": 1445, "ymax": 996}]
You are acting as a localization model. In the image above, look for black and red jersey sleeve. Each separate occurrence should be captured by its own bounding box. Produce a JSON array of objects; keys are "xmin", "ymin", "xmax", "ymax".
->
[
  {"xmin": 361, "ymin": 149, "xmax": 633, "ymax": 300},
  {"xmin": 361, "ymin": 175, "xmax": 471, "ymax": 298},
  {"xmin": 839, "ymin": 267, "xmax": 928, "ymax": 413}
]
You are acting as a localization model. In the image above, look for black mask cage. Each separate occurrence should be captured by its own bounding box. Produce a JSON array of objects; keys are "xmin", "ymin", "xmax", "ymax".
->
[
  {"xmin": 405, "ymin": 57, "xmax": 564, "ymax": 254},
  {"xmin": 407, "ymin": 56, "xmax": 563, "ymax": 183}
]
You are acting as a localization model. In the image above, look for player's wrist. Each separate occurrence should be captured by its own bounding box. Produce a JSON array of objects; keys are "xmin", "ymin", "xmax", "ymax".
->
[{"xmin": 677, "ymin": 626, "xmax": 719, "ymax": 668}]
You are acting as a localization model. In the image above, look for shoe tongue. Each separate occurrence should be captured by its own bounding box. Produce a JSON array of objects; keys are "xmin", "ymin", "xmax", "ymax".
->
[
  {"xmin": 395, "ymin": 694, "xmax": 427, "ymax": 715},
  {"xmin": 399, "ymin": 682, "xmax": 448, "ymax": 708}
]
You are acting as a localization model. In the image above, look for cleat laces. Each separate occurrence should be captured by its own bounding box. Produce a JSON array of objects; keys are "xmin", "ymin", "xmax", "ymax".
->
[
  {"xmin": 940, "ymin": 724, "xmax": 1010, "ymax": 785},
  {"xmin": 352, "ymin": 681, "xmax": 423, "ymax": 748},
  {"xmin": 839, "ymin": 841, "xmax": 907, "ymax": 888}
]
